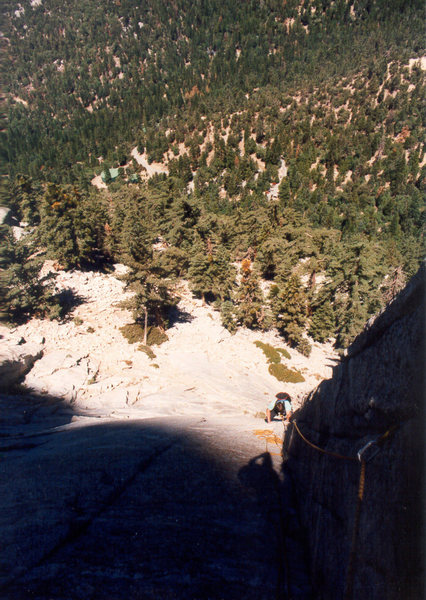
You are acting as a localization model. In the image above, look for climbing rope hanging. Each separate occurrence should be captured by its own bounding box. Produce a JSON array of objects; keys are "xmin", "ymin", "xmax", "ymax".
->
[{"xmin": 290, "ymin": 419, "xmax": 396, "ymax": 600}]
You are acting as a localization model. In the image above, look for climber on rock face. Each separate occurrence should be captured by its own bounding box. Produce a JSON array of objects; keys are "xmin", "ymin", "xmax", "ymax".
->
[{"xmin": 266, "ymin": 392, "xmax": 292, "ymax": 423}]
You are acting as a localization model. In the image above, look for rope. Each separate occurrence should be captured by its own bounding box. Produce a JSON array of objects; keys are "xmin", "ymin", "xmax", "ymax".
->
[
  {"xmin": 290, "ymin": 419, "xmax": 397, "ymax": 600},
  {"xmin": 292, "ymin": 419, "xmax": 357, "ymax": 461},
  {"xmin": 343, "ymin": 458, "xmax": 366, "ymax": 600}
]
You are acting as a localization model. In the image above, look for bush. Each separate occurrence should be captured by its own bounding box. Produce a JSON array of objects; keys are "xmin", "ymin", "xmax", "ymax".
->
[
  {"xmin": 277, "ymin": 347, "xmax": 291, "ymax": 360},
  {"xmin": 254, "ymin": 341, "xmax": 281, "ymax": 364},
  {"xmin": 120, "ymin": 323, "xmax": 145, "ymax": 344},
  {"xmin": 120, "ymin": 324, "xmax": 168, "ymax": 346},
  {"xmin": 268, "ymin": 363, "xmax": 305, "ymax": 383},
  {"xmin": 147, "ymin": 326, "xmax": 168, "ymax": 346},
  {"xmin": 138, "ymin": 344, "xmax": 156, "ymax": 359},
  {"xmin": 296, "ymin": 338, "xmax": 312, "ymax": 357}
]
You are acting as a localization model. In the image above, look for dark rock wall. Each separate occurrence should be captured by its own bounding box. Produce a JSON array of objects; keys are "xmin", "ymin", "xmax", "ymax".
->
[{"xmin": 283, "ymin": 262, "xmax": 425, "ymax": 600}]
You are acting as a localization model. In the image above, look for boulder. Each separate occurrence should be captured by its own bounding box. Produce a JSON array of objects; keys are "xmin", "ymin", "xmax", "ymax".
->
[{"xmin": 0, "ymin": 341, "xmax": 43, "ymax": 391}]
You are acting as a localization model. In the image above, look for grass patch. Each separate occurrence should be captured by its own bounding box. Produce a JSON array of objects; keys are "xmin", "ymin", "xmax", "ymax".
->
[
  {"xmin": 120, "ymin": 324, "xmax": 168, "ymax": 346},
  {"xmin": 147, "ymin": 327, "xmax": 168, "ymax": 346},
  {"xmin": 277, "ymin": 347, "xmax": 291, "ymax": 360},
  {"xmin": 138, "ymin": 345, "xmax": 156, "ymax": 359},
  {"xmin": 150, "ymin": 363, "xmax": 160, "ymax": 369},
  {"xmin": 254, "ymin": 341, "xmax": 281, "ymax": 364},
  {"xmin": 268, "ymin": 363, "xmax": 305, "ymax": 383},
  {"xmin": 120, "ymin": 323, "xmax": 145, "ymax": 344},
  {"xmin": 73, "ymin": 316, "xmax": 83, "ymax": 326}
]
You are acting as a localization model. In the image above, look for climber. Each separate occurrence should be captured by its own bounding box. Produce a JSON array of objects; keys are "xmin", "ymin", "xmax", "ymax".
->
[{"xmin": 266, "ymin": 392, "xmax": 293, "ymax": 423}]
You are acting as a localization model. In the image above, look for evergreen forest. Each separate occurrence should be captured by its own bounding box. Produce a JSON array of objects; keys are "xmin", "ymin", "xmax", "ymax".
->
[{"xmin": 1, "ymin": 0, "xmax": 425, "ymax": 353}]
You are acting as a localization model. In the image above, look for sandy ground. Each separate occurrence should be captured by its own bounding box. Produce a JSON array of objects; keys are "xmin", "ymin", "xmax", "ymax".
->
[{"xmin": 130, "ymin": 147, "xmax": 169, "ymax": 177}]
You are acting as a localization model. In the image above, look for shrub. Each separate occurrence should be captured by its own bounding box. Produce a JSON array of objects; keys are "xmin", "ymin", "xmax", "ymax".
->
[
  {"xmin": 120, "ymin": 323, "xmax": 145, "ymax": 344},
  {"xmin": 268, "ymin": 363, "xmax": 305, "ymax": 383},
  {"xmin": 254, "ymin": 341, "xmax": 281, "ymax": 364},
  {"xmin": 296, "ymin": 338, "xmax": 312, "ymax": 357},
  {"xmin": 138, "ymin": 344, "xmax": 156, "ymax": 359},
  {"xmin": 120, "ymin": 324, "xmax": 168, "ymax": 346},
  {"xmin": 147, "ymin": 326, "xmax": 168, "ymax": 346}
]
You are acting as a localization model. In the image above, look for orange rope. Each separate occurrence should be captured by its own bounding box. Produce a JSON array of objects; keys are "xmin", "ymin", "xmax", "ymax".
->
[
  {"xmin": 291, "ymin": 419, "xmax": 396, "ymax": 600},
  {"xmin": 344, "ymin": 459, "xmax": 366, "ymax": 600},
  {"xmin": 292, "ymin": 420, "xmax": 357, "ymax": 461}
]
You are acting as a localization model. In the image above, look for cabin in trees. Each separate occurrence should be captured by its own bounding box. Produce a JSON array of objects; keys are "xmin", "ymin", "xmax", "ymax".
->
[{"xmin": 101, "ymin": 168, "xmax": 119, "ymax": 183}]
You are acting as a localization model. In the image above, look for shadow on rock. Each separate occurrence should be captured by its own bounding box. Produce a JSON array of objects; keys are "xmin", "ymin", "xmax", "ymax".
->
[{"xmin": 0, "ymin": 412, "xmax": 310, "ymax": 600}]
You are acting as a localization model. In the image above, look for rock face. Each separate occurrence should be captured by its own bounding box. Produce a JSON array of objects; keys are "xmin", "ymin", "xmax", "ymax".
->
[
  {"xmin": 0, "ymin": 337, "xmax": 43, "ymax": 390},
  {"xmin": 283, "ymin": 262, "xmax": 425, "ymax": 599},
  {"xmin": 0, "ymin": 408, "xmax": 310, "ymax": 599}
]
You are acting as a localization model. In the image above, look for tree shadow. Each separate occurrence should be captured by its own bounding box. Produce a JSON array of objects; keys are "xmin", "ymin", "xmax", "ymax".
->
[
  {"xmin": 168, "ymin": 303, "xmax": 195, "ymax": 326},
  {"xmin": 55, "ymin": 287, "xmax": 85, "ymax": 320}
]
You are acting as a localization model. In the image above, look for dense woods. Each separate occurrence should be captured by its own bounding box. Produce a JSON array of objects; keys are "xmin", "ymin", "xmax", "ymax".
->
[{"xmin": 1, "ymin": 0, "xmax": 424, "ymax": 350}]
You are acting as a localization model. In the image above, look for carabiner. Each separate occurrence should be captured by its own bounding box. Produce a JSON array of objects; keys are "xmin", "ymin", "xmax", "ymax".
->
[{"xmin": 357, "ymin": 439, "xmax": 380, "ymax": 463}]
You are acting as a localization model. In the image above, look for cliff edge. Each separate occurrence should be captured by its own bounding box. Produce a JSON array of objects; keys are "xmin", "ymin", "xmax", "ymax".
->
[{"xmin": 284, "ymin": 261, "xmax": 425, "ymax": 599}]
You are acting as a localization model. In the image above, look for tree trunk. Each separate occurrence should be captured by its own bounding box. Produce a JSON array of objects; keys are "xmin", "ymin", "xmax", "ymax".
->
[{"xmin": 143, "ymin": 307, "xmax": 148, "ymax": 345}]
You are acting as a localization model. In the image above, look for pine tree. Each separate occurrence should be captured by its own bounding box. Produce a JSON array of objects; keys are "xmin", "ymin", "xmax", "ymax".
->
[
  {"xmin": 309, "ymin": 300, "xmax": 335, "ymax": 343},
  {"xmin": 210, "ymin": 246, "xmax": 236, "ymax": 301},
  {"xmin": 0, "ymin": 225, "xmax": 58, "ymax": 324},
  {"xmin": 234, "ymin": 259, "xmax": 265, "ymax": 329},
  {"xmin": 188, "ymin": 239, "xmax": 213, "ymax": 303},
  {"xmin": 270, "ymin": 274, "xmax": 308, "ymax": 343},
  {"xmin": 38, "ymin": 184, "xmax": 104, "ymax": 269}
]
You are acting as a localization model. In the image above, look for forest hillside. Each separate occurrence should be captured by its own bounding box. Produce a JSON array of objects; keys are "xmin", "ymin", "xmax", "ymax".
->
[{"xmin": 1, "ymin": 0, "xmax": 425, "ymax": 351}]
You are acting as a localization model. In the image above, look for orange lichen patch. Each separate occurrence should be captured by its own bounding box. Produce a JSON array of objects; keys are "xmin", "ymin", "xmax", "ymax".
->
[
  {"xmin": 253, "ymin": 429, "xmax": 283, "ymax": 455},
  {"xmin": 253, "ymin": 430, "xmax": 282, "ymax": 446}
]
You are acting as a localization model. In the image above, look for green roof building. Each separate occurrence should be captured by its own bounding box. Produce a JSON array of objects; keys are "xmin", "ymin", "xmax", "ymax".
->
[{"xmin": 101, "ymin": 168, "xmax": 120, "ymax": 183}]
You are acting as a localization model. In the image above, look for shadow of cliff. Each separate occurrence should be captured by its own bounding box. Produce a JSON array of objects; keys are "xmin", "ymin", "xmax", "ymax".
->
[{"xmin": 0, "ymin": 398, "xmax": 307, "ymax": 600}]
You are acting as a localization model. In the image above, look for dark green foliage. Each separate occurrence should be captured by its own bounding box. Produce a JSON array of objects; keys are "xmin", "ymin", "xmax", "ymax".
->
[
  {"xmin": 0, "ymin": 225, "xmax": 60, "ymax": 324},
  {"xmin": 309, "ymin": 300, "xmax": 335, "ymax": 343},
  {"xmin": 188, "ymin": 239, "xmax": 213, "ymax": 302},
  {"xmin": 220, "ymin": 300, "xmax": 237, "ymax": 333},
  {"xmin": 270, "ymin": 274, "xmax": 308, "ymax": 339},
  {"xmin": 1, "ymin": 0, "xmax": 424, "ymax": 348},
  {"xmin": 38, "ymin": 184, "xmax": 107, "ymax": 269},
  {"xmin": 234, "ymin": 260, "xmax": 265, "ymax": 330}
]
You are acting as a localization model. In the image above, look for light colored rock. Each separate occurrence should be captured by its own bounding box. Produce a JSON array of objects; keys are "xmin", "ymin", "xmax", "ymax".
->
[
  {"xmin": 3, "ymin": 262, "xmax": 338, "ymax": 416},
  {"xmin": 0, "ymin": 206, "xmax": 11, "ymax": 225},
  {"xmin": 24, "ymin": 350, "xmax": 99, "ymax": 400},
  {"xmin": 0, "ymin": 339, "xmax": 43, "ymax": 390}
]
